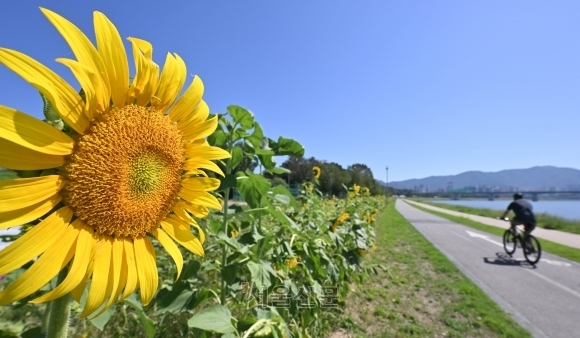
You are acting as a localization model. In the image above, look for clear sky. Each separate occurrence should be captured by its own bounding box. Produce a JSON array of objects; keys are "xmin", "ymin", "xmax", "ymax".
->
[{"xmin": 0, "ymin": 1, "xmax": 579, "ymax": 183}]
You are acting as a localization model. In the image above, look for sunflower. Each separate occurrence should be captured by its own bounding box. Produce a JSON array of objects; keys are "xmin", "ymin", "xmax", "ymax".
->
[
  {"xmin": 312, "ymin": 166, "xmax": 321, "ymax": 179},
  {"xmin": 0, "ymin": 9, "xmax": 229, "ymax": 317},
  {"xmin": 331, "ymin": 212, "xmax": 350, "ymax": 232}
]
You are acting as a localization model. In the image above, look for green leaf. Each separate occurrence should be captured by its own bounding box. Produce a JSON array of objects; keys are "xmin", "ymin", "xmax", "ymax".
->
[
  {"xmin": 258, "ymin": 154, "xmax": 276, "ymax": 171},
  {"xmin": 217, "ymin": 173, "xmax": 237, "ymax": 193},
  {"xmin": 247, "ymin": 260, "xmax": 276, "ymax": 290},
  {"xmin": 273, "ymin": 137, "xmax": 304, "ymax": 156},
  {"xmin": 247, "ymin": 122, "xmax": 264, "ymax": 149},
  {"xmin": 270, "ymin": 167, "xmax": 291, "ymax": 175},
  {"xmin": 0, "ymin": 170, "xmax": 17, "ymax": 180},
  {"xmin": 228, "ymin": 105, "xmax": 255, "ymax": 129},
  {"xmin": 208, "ymin": 129, "xmax": 227, "ymax": 147},
  {"xmin": 231, "ymin": 146, "xmax": 243, "ymax": 169},
  {"xmin": 236, "ymin": 172, "xmax": 271, "ymax": 208},
  {"xmin": 89, "ymin": 306, "xmax": 115, "ymax": 330},
  {"xmin": 188, "ymin": 305, "xmax": 236, "ymax": 334},
  {"xmin": 272, "ymin": 185, "xmax": 300, "ymax": 209},
  {"xmin": 125, "ymin": 294, "xmax": 156, "ymax": 338}
]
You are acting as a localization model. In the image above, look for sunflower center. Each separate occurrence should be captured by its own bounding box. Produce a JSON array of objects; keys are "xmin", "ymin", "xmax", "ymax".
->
[{"xmin": 65, "ymin": 104, "xmax": 185, "ymax": 238}]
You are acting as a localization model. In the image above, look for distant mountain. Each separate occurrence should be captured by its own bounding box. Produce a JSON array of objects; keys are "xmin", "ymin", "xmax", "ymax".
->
[{"xmin": 389, "ymin": 166, "xmax": 580, "ymax": 191}]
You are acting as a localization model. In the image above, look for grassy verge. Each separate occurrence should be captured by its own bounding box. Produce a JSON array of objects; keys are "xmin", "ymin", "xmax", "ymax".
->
[
  {"xmin": 410, "ymin": 202, "xmax": 580, "ymax": 264},
  {"xmin": 331, "ymin": 202, "xmax": 531, "ymax": 338},
  {"xmin": 416, "ymin": 199, "xmax": 580, "ymax": 235}
]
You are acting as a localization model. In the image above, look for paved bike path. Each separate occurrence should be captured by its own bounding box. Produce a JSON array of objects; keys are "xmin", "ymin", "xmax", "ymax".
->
[{"xmin": 396, "ymin": 200, "xmax": 580, "ymax": 338}]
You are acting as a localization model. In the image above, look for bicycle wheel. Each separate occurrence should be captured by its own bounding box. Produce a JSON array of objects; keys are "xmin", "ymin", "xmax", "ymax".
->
[
  {"xmin": 503, "ymin": 230, "xmax": 516, "ymax": 255},
  {"xmin": 524, "ymin": 235, "xmax": 542, "ymax": 265}
]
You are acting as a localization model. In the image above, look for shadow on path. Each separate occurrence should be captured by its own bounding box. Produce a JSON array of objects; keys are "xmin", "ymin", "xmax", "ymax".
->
[{"xmin": 483, "ymin": 252, "xmax": 537, "ymax": 269}]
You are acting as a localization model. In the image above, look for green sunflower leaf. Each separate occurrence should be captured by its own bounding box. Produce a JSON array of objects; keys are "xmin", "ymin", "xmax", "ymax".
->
[
  {"xmin": 236, "ymin": 172, "xmax": 271, "ymax": 208},
  {"xmin": 227, "ymin": 105, "xmax": 255, "ymax": 129},
  {"xmin": 187, "ymin": 305, "xmax": 236, "ymax": 334}
]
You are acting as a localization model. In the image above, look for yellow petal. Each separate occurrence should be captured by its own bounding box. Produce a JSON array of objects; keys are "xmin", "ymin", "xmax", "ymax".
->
[
  {"xmin": 81, "ymin": 235, "xmax": 112, "ymax": 318},
  {"xmin": 0, "ymin": 176, "xmax": 64, "ymax": 213},
  {"xmin": 104, "ymin": 239, "xmax": 124, "ymax": 308},
  {"xmin": 178, "ymin": 189, "xmax": 222, "ymax": 211},
  {"xmin": 71, "ymin": 239, "xmax": 97, "ymax": 303},
  {"xmin": 30, "ymin": 220, "xmax": 93, "ymax": 303},
  {"xmin": 0, "ymin": 206, "xmax": 72, "ymax": 274},
  {"xmin": 173, "ymin": 203, "xmax": 205, "ymax": 244},
  {"xmin": 0, "ymin": 221, "xmax": 78, "ymax": 305},
  {"xmin": 152, "ymin": 53, "xmax": 176, "ymax": 110},
  {"xmin": 0, "ymin": 138, "xmax": 66, "ymax": 170},
  {"xmin": 41, "ymin": 8, "xmax": 110, "ymax": 114},
  {"xmin": 161, "ymin": 217, "xmax": 204, "ymax": 256},
  {"xmin": 180, "ymin": 115, "xmax": 218, "ymax": 141},
  {"xmin": 133, "ymin": 237, "xmax": 158, "ymax": 306},
  {"xmin": 94, "ymin": 11, "xmax": 129, "ymax": 109},
  {"xmin": 121, "ymin": 238, "xmax": 139, "ymax": 300},
  {"xmin": 181, "ymin": 177, "xmax": 221, "ymax": 192},
  {"xmin": 177, "ymin": 100, "xmax": 210, "ymax": 133},
  {"xmin": 153, "ymin": 53, "xmax": 187, "ymax": 112},
  {"xmin": 0, "ymin": 48, "xmax": 88, "ymax": 134},
  {"xmin": 176, "ymin": 200, "xmax": 209, "ymax": 219},
  {"xmin": 185, "ymin": 145, "xmax": 231, "ymax": 161},
  {"xmin": 127, "ymin": 37, "xmax": 159, "ymax": 106},
  {"xmin": 183, "ymin": 159, "xmax": 225, "ymax": 177},
  {"xmin": 152, "ymin": 227, "xmax": 183, "ymax": 281},
  {"xmin": 0, "ymin": 105, "xmax": 74, "ymax": 155},
  {"xmin": 55, "ymin": 58, "xmax": 97, "ymax": 120},
  {"xmin": 0, "ymin": 194, "xmax": 61, "ymax": 229},
  {"xmin": 168, "ymin": 76, "xmax": 204, "ymax": 123}
]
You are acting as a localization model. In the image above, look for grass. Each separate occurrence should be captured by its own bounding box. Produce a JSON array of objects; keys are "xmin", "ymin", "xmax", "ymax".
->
[
  {"xmin": 408, "ymin": 202, "xmax": 580, "ymax": 264},
  {"xmin": 417, "ymin": 199, "xmax": 580, "ymax": 235},
  {"xmin": 330, "ymin": 202, "xmax": 531, "ymax": 338}
]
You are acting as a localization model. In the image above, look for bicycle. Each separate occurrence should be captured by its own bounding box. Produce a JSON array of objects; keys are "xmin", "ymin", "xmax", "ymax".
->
[{"xmin": 499, "ymin": 217, "xmax": 542, "ymax": 265}]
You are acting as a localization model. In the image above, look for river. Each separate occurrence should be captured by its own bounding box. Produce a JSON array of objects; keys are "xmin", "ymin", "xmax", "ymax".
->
[{"xmin": 430, "ymin": 199, "xmax": 580, "ymax": 221}]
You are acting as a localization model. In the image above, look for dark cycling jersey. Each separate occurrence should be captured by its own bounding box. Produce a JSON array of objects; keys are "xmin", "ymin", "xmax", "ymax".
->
[{"xmin": 507, "ymin": 199, "xmax": 536, "ymax": 224}]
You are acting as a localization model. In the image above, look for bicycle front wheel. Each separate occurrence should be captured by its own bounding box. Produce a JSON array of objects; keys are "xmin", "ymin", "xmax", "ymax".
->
[
  {"xmin": 524, "ymin": 236, "xmax": 542, "ymax": 265},
  {"xmin": 503, "ymin": 229, "xmax": 516, "ymax": 255}
]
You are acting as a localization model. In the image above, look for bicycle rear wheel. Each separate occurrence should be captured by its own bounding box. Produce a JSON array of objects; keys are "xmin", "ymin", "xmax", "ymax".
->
[
  {"xmin": 524, "ymin": 235, "xmax": 542, "ymax": 265},
  {"xmin": 503, "ymin": 229, "xmax": 516, "ymax": 255}
]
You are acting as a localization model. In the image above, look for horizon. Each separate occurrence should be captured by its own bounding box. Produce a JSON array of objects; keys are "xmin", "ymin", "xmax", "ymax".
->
[{"xmin": 0, "ymin": 1, "xmax": 579, "ymax": 181}]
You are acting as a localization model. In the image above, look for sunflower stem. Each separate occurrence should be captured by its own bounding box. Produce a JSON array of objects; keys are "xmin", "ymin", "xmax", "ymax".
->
[
  {"xmin": 46, "ymin": 270, "xmax": 73, "ymax": 338},
  {"xmin": 220, "ymin": 138, "xmax": 234, "ymax": 305}
]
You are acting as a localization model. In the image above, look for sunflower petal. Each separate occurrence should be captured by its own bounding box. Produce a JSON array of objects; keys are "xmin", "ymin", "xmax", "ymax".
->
[
  {"xmin": 0, "ymin": 48, "xmax": 88, "ymax": 134},
  {"xmin": 183, "ymin": 159, "xmax": 225, "ymax": 177},
  {"xmin": 0, "ymin": 222, "xmax": 78, "ymax": 305},
  {"xmin": 180, "ymin": 177, "xmax": 221, "ymax": 192},
  {"xmin": 0, "ymin": 194, "xmax": 61, "ymax": 229},
  {"xmin": 153, "ymin": 53, "xmax": 187, "ymax": 112},
  {"xmin": 173, "ymin": 203, "xmax": 206, "ymax": 244},
  {"xmin": 152, "ymin": 228, "xmax": 183, "ymax": 281},
  {"xmin": 134, "ymin": 237, "xmax": 158, "ymax": 306},
  {"xmin": 185, "ymin": 145, "xmax": 231, "ymax": 161},
  {"xmin": 0, "ymin": 105, "xmax": 74, "ymax": 155},
  {"xmin": 175, "ymin": 200, "xmax": 209, "ymax": 219},
  {"xmin": 55, "ymin": 58, "xmax": 97, "ymax": 120},
  {"xmin": 71, "ymin": 239, "xmax": 97, "ymax": 303},
  {"xmin": 0, "ymin": 176, "xmax": 64, "ymax": 213},
  {"xmin": 168, "ymin": 76, "xmax": 204, "ymax": 123},
  {"xmin": 178, "ymin": 189, "xmax": 222, "ymax": 211},
  {"xmin": 121, "ymin": 239, "xmax": 139, "ymax": 300},
  {"xmin": 81, "ymin": 236, "xmax": 112, "ymax": 318},
  {"xmin": 127, "ymin": 37, "xmax": 159, "ymax": 106},
  {"xmin": 0, "ymin": 138, "xmax": 66, "ymax": 171},
  {"xmin": 94, "ymin": 11, "xmax": 129, "ymax": 109},
  {"xmin": 103, "ymin": 239, "xmax": 125, "ymax": 308},
  {"xmin": 177, "ymin": 100, "xmax": 210, "ymax": 133},
  {"xmin": 161, "ymin": 218, "xmax": 204, "ymax": 256},
  {"xmin": 180, "ymin": 115, "xmax": 218, "ymax": 141},
  {"xmin": 30, "ymin": 220, "xmax": 93, "ymax": 303},
  {"xmin": 0, "ymin": 206, "xmax": 72, "ymax": 274},
  {"xmin": 41, "ymin": 8, "xmax": 110, "ymax": 114}
]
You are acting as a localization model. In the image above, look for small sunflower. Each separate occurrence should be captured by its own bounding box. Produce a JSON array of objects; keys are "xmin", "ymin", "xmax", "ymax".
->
[
  {"xmin": 331, "ymin": 212, "xmax": 350, "ymax": 232},
  {"xmin": 285, "ymin": 257, "xmax": 298, "ymax": 269},
  {"xmin": 312, "ymin": 166, "xmax": 321, "ymax": 179},
  {"xmin": 0, "ymin": 9, "xmax": 229, "ymax": 317}
]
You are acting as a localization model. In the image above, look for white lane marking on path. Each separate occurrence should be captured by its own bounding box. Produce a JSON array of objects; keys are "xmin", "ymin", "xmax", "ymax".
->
[
  {"xmin": 448, "ymin": 230, "xmax": 472, "ymax": 242},
  {"xmin": 465, "ymin": 230, "xmax": 572, "ymax": 267},
  {"xmin": 465, "ymin": 230, "xmax": 503, "ymax": 247},
  {"xmin": 527, "ymin": 270, "xmax": 580, "ymax": 300}
]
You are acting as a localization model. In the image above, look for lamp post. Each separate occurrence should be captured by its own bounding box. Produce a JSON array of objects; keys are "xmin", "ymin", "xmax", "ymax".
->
[{"xmin": 386, "ymin": 166, "xmax": 389, "ymax": 205}]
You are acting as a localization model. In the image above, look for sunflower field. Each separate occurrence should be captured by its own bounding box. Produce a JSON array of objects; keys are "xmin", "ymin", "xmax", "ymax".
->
[{"xmin": 0, "ymin": 9, "xmax": 385, "ymax": 338}]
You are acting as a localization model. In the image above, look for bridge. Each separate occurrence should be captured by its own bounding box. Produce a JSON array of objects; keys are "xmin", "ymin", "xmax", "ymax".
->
[{"xmin": 412, "ymin": 191, "xmax": 580, "ymax": 201}]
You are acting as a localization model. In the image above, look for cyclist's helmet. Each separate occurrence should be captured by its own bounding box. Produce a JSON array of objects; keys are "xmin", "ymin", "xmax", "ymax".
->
[{"xmin": 513, "ymin": 192, "xmax": 523, "ymax": 200}]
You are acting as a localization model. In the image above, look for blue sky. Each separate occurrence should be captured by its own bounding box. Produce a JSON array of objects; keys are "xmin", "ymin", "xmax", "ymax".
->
[{"xmin": 0, "ymin": 1, "xmax": 579, "ymax": 182}]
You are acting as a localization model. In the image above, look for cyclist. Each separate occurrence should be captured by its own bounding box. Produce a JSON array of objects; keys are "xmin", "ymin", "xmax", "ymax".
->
[{"xmin": 500, "ymin": 193, "xmax": 537, "ymax": 250}]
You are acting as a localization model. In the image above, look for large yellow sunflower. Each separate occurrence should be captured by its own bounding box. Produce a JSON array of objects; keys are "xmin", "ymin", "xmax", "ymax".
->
[{"xmin": 0, "ymin": 9, "xmax": 229, "ymax": 317}]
